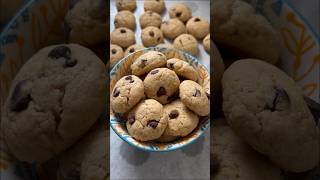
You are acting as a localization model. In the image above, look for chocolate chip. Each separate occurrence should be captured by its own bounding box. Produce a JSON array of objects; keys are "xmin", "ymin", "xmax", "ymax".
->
[
  {"xmin": 112, "ymin": 49, "xmax": 117, "ymax": 54},
  {"xmin": 120, "ymin": 29, "xmax": 126, "ymax": 33},
  {"xmin": 168, "ymin": 63, "xmax": 174, "ymax": 69},
  {"xmin": 193, "ymin": 89, "xmax": 201, "ymax": 97},
  {"xmin": 169, "ymin": 110, "xmax": 179, "ymax": 119},
  {"xmin": 206, "ymin": 92, "xmax": 210, "ymax": 99},
  {"xmin": 176, "ymin": 12, "xmax": 182, "ymax": 17},
  {"xmin": 10, "ymin": 80, "xmax": 32, "ymax": 112},
  {"xmin": 128, "ymin": 116, "xmax": 135, "ymax": 125},
  {"xmin": 148, "ymin": 11, "xmax": 153, "ymax": 15},
  {"xmin": 265, "ymin": 87, "xmax": 290, "ymax": 112},
  {"xmin": 194, "ymin": 18, "xmax": 201, "ymax": 22},
  {"xmin": 149, "ymin": 31, "xmax": 154, "ymax": 37},
  {"xmin": 157, "ymin": 87, "xmax": 166, "ymax": 96},
  {"xmin": 113, "ymin": 87, "xmax": 120, "ymax": 97},
  {"xmin": 157, "ymin": 37, "xmax": 161, "ymax": 42},
  {"xmin": 125, "ymin": 75, "xmax": 134, "ymax": 83},
  {"xmin": 129, "ymin": 48, "xmax": 135, "ymax": 53},
  {"xmin": 150, "ymin": 69, "xmax": 159, "ymax": 75},
  {"xmin": 65, "ymin": 58, "xmax": 77, "ymax": 67},
  {"xmin": 147, "ymin": 120, "xmax": 159, "ymax": 128},
  {"xmin": 139, "ymin": 59, "xmax": 147, "ymax": 68},
  {"xmin": 48, "ymin": 46, "xmax": 71, "ymax": 59},
  {"xmin": 156, "ymin": 0, "xmax": 160, "ymax": 2}
]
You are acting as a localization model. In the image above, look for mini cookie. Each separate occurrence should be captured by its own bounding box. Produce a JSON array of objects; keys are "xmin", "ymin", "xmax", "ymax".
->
[
  {"xmin": 203, "ymin": 34, "xmax": 210, "ymax": 52},
  {"xmin": 115, "ymin": 0, "xmax": 136, "ymax": 12},
  {"xmin": 161, "ymin": 19, "xmax": 186, "ymax": 40},
  {"xmin": 126, "ymin": 99, "xmax": 168, "ymax": 141},
  {"xmin": 156, "ymin": 43, "xmax": 175, "ymax": 49},
  {"xmin": 162, "ymin": 100, "xmax": 199, "ymax": 138},
  {"xmin": 144, "ymin": 0, "xmax": 165, "ymax": 14},
  {"xmin": 124, "ymin": 44, "xmax": 145, "ymax": 56},
  {"xmin": 131, "ymin": 51, "xmax": 167, "ymax": 76},
  {"xmin": 144, "ymin": 68, "xmax": 180, "ymax": 104},
  {"xmin": 173, "ymin": 34, "xmax": 198, "ymax": 56},
  {"xmin": 111, "ymin": 27, "xmax": 135, "ymax": 48},
  {"xmin": 179, "ymin": 80, "xmax": 209, "ymax": 116},
  {"xmin": 114, "ymin": 10, "xmax": 136, "ymax": 30},
  {"xmin": 169, "ymin": 3, "xmax": 192, "ymax": 23},
  {"xmin": 141, "ymin": 26, "xmax": 164, "ymax": 47},
  {"xmin": 222, "ymin": 59, "xmax": 319, "ymax": 172},
  {"xmin": 186, "ymin": 17, "xmax": 209, "ymax": 40},
  {"xmin": 111, "ymin": 75, "xmax": 144, "ymax": 113},
  {"xmin": 110, "ymin": 44, "xmax": 124, "ymax": 67},
  {"xmin": 167, "ymin": 58, "xmax": 198, "ymax": 82},
  {"xmin": 139, "ymin": 11, "xmax": 162, "ymax": 29}
]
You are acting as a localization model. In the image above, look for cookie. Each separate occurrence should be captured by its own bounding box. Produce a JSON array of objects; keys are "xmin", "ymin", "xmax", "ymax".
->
[
  {"xmin": 126, "ymin": 99, "xmax": 168, "ymax": 141},
  {"xmin": 161, "ymin": 18, "xmax": 186, "ymax": 40},
  {"xmin": 173, "ymin": 34, "xmax": 198, "ymax": 56},
  {"xmin": 139, "ymin": 10, "xmax": 162, "ymax": 29},
  {"xmin": 144, "ymin": 68, "xmax": 180, "ymax": 104},
  {"xmin": 114, "ymin": 10, "xmax": 136, "ymax": 30},
  {"xmin": 144, "ymin": 0, "xmax": 165, "ymax": 14},
  {"xmin": 65, "ymin": 0, "xmax": 107, "ymax": 45},
  {"xmin": 203, "ymin": 34, "xmax": 210, "ymax": 52},
  {"xmin": 115, "ymin": 0, "xmax": 136, "ymax": 12},
  {"xmin": 169, "ymin": 3, "xmax": 192, "ymax": 23},
  {"xmin": 124, "ymin": 44, "xmax": 145, "ymax": 56},
  {"xmin": 111, "ymin": 27, "xmax": 135, "ymax": 48},
  {"xmin": 222, "ymin": 59, "xmax": 319, "ymax": 172},
  {"xmin": 156, "ymin": 43, "xmax": 175, "ymax": 49},
  {"xmin": 131, "ymin": 51, "xmax": 167, "ymax": 76},
  {"xmin": 212, "ymin": 0, "xmax": 280, "ymax": 64},
  {"xmin": 179, "ymin": 80, "xmax": 209, "ymax": 116},
  {"xmin": 166, "ymin": 58, "xmax": 198, "ymax": 82},
  {"xmin": 111, "ymin": 75, "xmax": 144, "ymax": 114},
  {"xmin": 1, "ymin": 44, "xmax": 107, "ymax": 163},
  {"xmin": 141, "ymin": 26, "xmax": 164, "ymax": 47},
  {"xmin": 110, "ymin": 44, "xmax": 124, "ymax": 67},
  {"xmin": 186, "ymin": 17, "xmax": 209, "ymax": 40},
  {"xmin": 211, "ymin": 118, "xmax": 283, "ymax": 180}
]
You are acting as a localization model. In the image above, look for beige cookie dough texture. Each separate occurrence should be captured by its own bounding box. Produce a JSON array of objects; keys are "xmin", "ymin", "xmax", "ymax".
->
[
  {"xmin": 186, "ymin": 17, "xmax": 210, "ymax": 40},
  {"xmin": 111, "ymin": 27, "xmax": 136, "ymax": 48},
  {"xmin": 141, "ymin": 26, "xmax": 164, "ymax": 47},
  {"xmin": 166, "ymin": 58, "xmax": 198, "ymax": 82},
  {"xmin": 140, "ymin": 11, "xmax": 162, "ymax": 29},
  {"xmin": 144, "ymin": 0, "xmax": 165, "ymax": 14},
  {"xmin": 222, "ymin": 59, "xmax": 319, "ymax": 172},
  {"xmin": 1, "ymin": 44, "xmax": 107, "ymax": 163},
  {"xmin": 173, "ymin": 34, "xmax": 198, "ymax": 56},
  {"xmin": 131, "ymin": 51, "xmax": 167, "ymax": 76},
  {"xmin": 114, "ymin": 10, "xmax": 136, "ymax": 30},
  {"xmin": 212, "ymin": 0, "xmax": 280, "ymax": 64},
  {"xmin": 124, "ymin": 44, "xmax": 145, "ymax": 56},
  {"xmin": 161, "ymin": 18, "xmax": 186, "ymax": 40},
  {"xmin": 116, "ymin": 0, "xmax": 136, "ymax": 12},
  {"xmin": 203, "ymin": 34, "xmax": 210, "ymax": 52},
  {"xmin": 110, "ymin": 44, "xmax": 124, "ymax": 67},
  {"xmin": 169, "ymin": 3, "xmax": 192, "ymax": 23}
]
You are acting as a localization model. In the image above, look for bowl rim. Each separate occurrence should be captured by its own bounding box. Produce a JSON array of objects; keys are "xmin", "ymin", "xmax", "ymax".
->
[{"xmin": 109, "ymin": 47, "xmax": 210, "ymax": 152}]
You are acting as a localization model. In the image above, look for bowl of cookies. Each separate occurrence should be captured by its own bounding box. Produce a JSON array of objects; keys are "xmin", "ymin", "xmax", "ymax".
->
[{"xmin": 110, "ymin": 47, "xmax": 210, "ymax": 152}]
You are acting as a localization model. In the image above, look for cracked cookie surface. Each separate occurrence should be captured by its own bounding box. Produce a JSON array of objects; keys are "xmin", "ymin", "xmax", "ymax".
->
[
  {"xmin": 139, "ymin": 10, "xmax": 162, "ymax": 29},
  {"xmin": 131, "ymin": 51, "xmax": 167, "ymax": 76},
  {"xmin": 169, "ymin": 3, "xmax": 192, "ymax": 23},
  {"xmin": 167, "ymin": 58, "xmax": 198, "ymax": 82},
  {"xmin": 173, "ymin": 34, "xmax": 198, "ymax": 56},
  {"xmin": 161, "ymin": 18, "xmax": 186, "ymax": 40},
  {"xmin": 144, "ymin": 0, "xmax": 165, "ymax": 14},
  {"xmin": 115, "ymin": 0, "xmax": 136, "ymax": 12},
  {"xmin": 186, "ymin": 17, "xmax": 209, "ymax": 40},
  {"xmin": 114, "ymin": 10, "xmax": 136, "ymax": 30}
]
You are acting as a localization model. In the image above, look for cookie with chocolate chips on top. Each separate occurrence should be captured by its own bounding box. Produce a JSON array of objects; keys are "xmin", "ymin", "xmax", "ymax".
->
[
  {"xmin": 144, "ymin": 0, "xmax": 165, "ymax": 14},
  {"xmin": 110, "ymin": 44, "xmax": 124, "ymax": 67},
  {"xmin": 115, "ymin": 0, "xmax": 136, "ymax": 12},
  {"xmin": 173, "ymin": 34, "xmax": 198, "ymax": 56},
  {"xmin": 139, "ymin": 10, "xmax": 162, "ymax": 29},
  {"xmin": 131, "ymin": 51, "xmax": 167, "ymax": 76},
  {"xmin": 141, "ymin": 26, "xmax": 164, "ymax": 47},
  {"xmin": 169, "ymin": 3, "xmax": 192, "ymax": 23},
  {"xmin": 111, "ymin": 27, "xmax": 135, "ymax": 48},
  {"xmin": 124, "ymin": 44, "xmax": 145, "ymax": 56},
  {"xmin": 186, "ymin": 17, "xmax": 209, "ymax": 40}
]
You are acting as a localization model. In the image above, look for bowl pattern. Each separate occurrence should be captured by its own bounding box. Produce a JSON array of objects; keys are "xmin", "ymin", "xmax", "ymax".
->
[{"xmin": 110, "ymin": 47, "xmax": 210, "ymax": 152}]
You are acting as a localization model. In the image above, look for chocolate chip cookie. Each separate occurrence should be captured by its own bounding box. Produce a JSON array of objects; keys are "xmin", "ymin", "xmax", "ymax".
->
[
  {"xmin": 173, "ymin": 34, "xmax": 198, "ymax": 56},
  {"xmin": 131, "ymin": 51, "xmax": 167, "ymax": 76},
  {"xmin": 161, "ymin": 18, "xmax": 186, "ymax": 40},
  {"xmin": 126, "ymin": 99, "xmax": 168, "ymax": 141},
  {"xmin": 186, "ymin": 17, "xmax": 209, "ymax": 40},
  {"xmin": 115, "ymin": 0, "xmax": 136, "ymax": 12},
  {"xmin": 114, "ymin": 10, "xmax": 136, "ymax": 30},
  {"xmin": 1, "ymin": 44, "xmax": 107, "ymax": 163},
  {"xmin": 144, "ymin": 68, "xmax": 180, "ymax": 104},
  {"xmin": 144, "ymin": 0, "xmax": 165, "ymax": 14},
  {"xmin": 111, "ymin": 75, "xmax": 145, "ymax": 113},
  {"xmin": 222, "ymin": 59, "xmax": 319, "ymax": 172},
  {"xmin": 139, "ymin": 10, "xmax": 162, "ymax": 29},
  {"xmin": 179, "ymin": 80, "xmax": 209, "ymax": 116},
  {"xmin": 167, "ymin": 58, "xmax": 198, "ymax": 82},
  {"xmin": 141, "ymin": 26, "xmax": 164, "ymax": 47},
  {"xmin": 203, "ymin": 34, "xmax": 210, "ymax": 52},
  {"xmin": 124, "ymin": 44, "xmax": 145, "ymax": 56},
  {"xmin": 110, "ymin": 44, "xmax": 124, "ymax": 67},
  {"xmin": 169, "ymin": 3, "xmax": 192, "ymax": 23},
  {"xmin": 111, "ymin": 27, "xmax": 135, "ymax": 48}
]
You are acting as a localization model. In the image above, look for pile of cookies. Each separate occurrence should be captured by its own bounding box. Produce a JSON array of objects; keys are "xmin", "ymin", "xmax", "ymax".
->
[
  {"xmin": 111, "ymin": 50, "xmax": 209, "ymax": 142},
  {"xmin": 110, "ymin": 0, "xmax": 210, "ymax": 67}
]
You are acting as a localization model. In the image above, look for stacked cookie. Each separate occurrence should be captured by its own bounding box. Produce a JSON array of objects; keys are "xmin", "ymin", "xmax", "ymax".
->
[
  {"xmin": 111, "ymin": 50, "xmax": 209, "ymax": 142},
  {"xmin": 110, "ymin": 0, "xmax": 210, "ymax": 68}
]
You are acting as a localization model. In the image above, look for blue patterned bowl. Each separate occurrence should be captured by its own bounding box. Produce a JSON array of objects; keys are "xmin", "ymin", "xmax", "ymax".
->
[{"xmin": 110, "ymin": 47, "xmax": 210, "ymax": 152}]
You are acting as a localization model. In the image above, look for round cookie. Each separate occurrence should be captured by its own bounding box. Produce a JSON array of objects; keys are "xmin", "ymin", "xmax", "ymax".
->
[
  {"xmin": 161, "ymin": 18, "xmax": 186, "ymax": 40},
  {"xmin": 169, "ymin": 3, "xmax": 192, "ymax": 23},
  {"xmin": 141, "ymin": 26, "xmax": 164, "ymax": 47},
  {"xmin": 131, "ymin": 51, "xmax": 167, "ymax": 76},
  {"xmin": 173, "ymin": 34, "xmax": 198, "ymax": 56},
  {"xmin": 124, "ymin": 44, "xmax": 145, "ymax": 56},
  {"xmin": 203, "ymin": 34, "xmax": 210, "ymax": 52},
  {"xmin": 222, "ymin": 59, "xmax": 319, "ymax": 172},
  {"xmin": 167, "ymin": 58, "xmax": 198, "ymax": 82},
  {"xmin": 156, "ymin": 43, "xmax": 175, "ymax": 49},
  {"xmin": 111, "ymin": 75, "xmax": 144, "ymax": 114},
  {"xmin": 186, "ymin": 17, "xmax": 209, "ymax": 40},
  {"xmin": 126, "ymin": 99, "xmax": 168, "ymax": 141},
  {"xmin": 144, "ymin": 0, "xmax": 165, "ymax": 14},
  {"xmin": 114, "ymin": 10, "xmax": 136, "ymax": 30},
  {"xmin": 110, "ymin": 44, "xmax": 124, "ymax": 67},
  {"xmin": 179, "ymin": 80, "xmax": 209, "ymax": 116},
  {"xmin": 162, "ymin": 100, "xmax": 199, "ymax": 137},
  {"xmin": 1, "ymin": 44, "xmax": 107, "ymax": 163},
  {"xmin": 144, "ymin": 68, "xmax": 180, "ymax": 105},
  {"xmin": 115, "ymin": 0, "xmax": 136, "ymax": 12},
  {"xmin": 139, "ymin": 11, "xmax": 162, "ymax": 29},
  {"xmin": 111, "ymin": 27, "xmax": 135, "ymax": 48}
]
